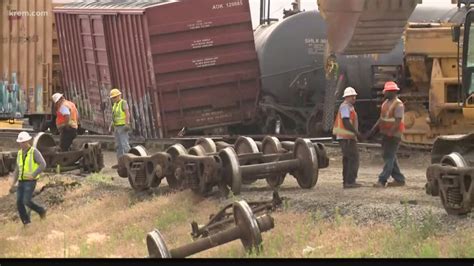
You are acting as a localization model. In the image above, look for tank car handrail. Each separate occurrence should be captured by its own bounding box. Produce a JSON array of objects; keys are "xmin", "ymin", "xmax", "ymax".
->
[
  {"xmin": 289, "ymin": 66, "xmax": 325, "ymax": 89},
  {"xmin": 260, "ymin": 65, "xmax": 323, "ymax": 79}
]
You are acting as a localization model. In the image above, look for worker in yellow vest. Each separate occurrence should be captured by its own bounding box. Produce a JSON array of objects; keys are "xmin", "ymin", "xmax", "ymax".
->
[
  {"xmin": 367, "ymin": 81, "xmax": 407, "ymax": 188},
  {"xmin": 109, "ymin": 88, "xmax": 131, "ymax": 169},
  {"xmin": 333, "ymin": 87, "xmax": 364, "ymax": 189},
  {"xmin": 9, "ymin": 132, "xmax": 47, "ymax": 226}
]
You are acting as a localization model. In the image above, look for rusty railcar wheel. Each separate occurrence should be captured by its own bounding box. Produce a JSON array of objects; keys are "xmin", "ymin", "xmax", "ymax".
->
[
  {"xmin": 234, "ymin": 137, "xmax": 259, "ymax": 155},
  {"xmin": 147, "ymin": 229, "xmax": 172, "ymax": 258},
  {"xmin": 293, "ymin": 139, "xmax": 319, "ymax": 189},
  {"xmin": 262, "ymin": 136, "xmax": 286, "ymax": 188},
  {"xmin": 165, "ymin": 144, "xmax": 188, "ymax": 189},
  {"xmin": 234, "ymin": 200, "xmax": 263, "ymax": 253},
  {"xmin": 195, "ymin": 138, "xmax": 217, "ymax": 154},
  {"xmin": 234, "ymin": 136, "xmax": 259, "ymax": 185},
  {"xmin": 188, "ymin": 145, "xmax": 207, "ymax": 156},
  {"xmin": 124, "ymin": 146, "xmax": 149, "ymax": 192},
  {"xmin": 438, "ymin": 153, "xmax": 471, "ymax": 216},
  {"xmin": 219, "ymin": 148, "xmax": 242, "ymax": 197}
]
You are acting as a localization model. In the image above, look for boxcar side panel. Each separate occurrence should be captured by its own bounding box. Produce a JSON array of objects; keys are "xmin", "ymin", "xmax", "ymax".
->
[
  {"xmin": 146, "ymin": 0, "xmax": 260, "ymax": 136},
  {"xmin": 0, "ymin": 0, "xmax": 54, "ymax": 119}
]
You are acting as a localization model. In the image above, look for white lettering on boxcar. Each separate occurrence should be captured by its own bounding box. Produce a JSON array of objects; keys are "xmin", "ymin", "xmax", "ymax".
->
[
  {"xmin": 226, "ymin": 0, "xmax": 243, "ymax": 8},
  {"xmin": 188, "ymin": 20, "xmax": 213, "ymax": 30},
  {"xmin": 212, "ymin": 0, "xmax": 243, "ymax": 10},
  {"xmin": 196, "ymin": 110, "xmax": 232, "ymax": 123},
  {"xmin": 192, "ymin": 57, "xmax": 219, "ymax": 68},
  {"xmin": 191, "ymin": 39, "xmax": 214, "ymax": 49}
]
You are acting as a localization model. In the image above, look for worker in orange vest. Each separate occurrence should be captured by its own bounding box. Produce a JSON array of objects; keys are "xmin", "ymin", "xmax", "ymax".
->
[
  {"xmin": 332, "ymin": 87, "xmax": 364, "ymax": 189},
  {"xmin": 52, "ymin": 93, "xmax": 79, "ymax": 151},
  {"xmin": 367, "ymin": 81, "xmax": 406, "ymax": 188}
]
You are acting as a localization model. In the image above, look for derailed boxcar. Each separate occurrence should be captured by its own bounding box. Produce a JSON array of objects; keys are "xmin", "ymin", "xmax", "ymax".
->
[
  {"xmin": 54, "ymin": 0, "xmax": 260, "ymax": 139},
  {"xmin": 0, "ymin": 0, "xmax": 63, "ymax": 130}
]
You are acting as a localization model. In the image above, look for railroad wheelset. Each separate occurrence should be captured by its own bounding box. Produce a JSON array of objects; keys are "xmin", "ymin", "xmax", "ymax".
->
[
  {"xmin": 146, "ymin": 200, "xmax": 275, "ymax": 258},
  {"xmin": 119, "ymin": 136, "xmax": 329, "ymax": 198}
]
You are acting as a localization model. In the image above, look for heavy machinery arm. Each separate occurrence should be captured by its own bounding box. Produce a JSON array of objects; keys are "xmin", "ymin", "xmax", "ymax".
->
[
  {"xmin": 319, "ymin": 0, "xmax": 474, "ymax": 215},
  {"xmin": 319, "ymin": 0, "xmax": 474, "ymax": 146}
]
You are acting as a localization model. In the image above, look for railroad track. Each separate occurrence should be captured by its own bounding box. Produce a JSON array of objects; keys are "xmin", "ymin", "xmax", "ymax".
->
[{"xmin": 0, "ymin": 128, "xmax": 430, "ymax": 153}]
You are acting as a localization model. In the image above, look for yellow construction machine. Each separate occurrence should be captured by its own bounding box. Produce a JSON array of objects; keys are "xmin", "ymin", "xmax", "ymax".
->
[
  {"xmin": 318, "ymin": 0, "xmax": 474, "ymax": 147},
  {"xmin": 319, "ymin": 0, "xmax": 474, "ymax": 215}
]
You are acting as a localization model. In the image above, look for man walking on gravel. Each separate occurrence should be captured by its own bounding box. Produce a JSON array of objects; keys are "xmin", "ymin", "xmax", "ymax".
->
[
  {"xmin": 52, "ymin": 93, "xmax": 79, "ymax": 152},
  {"xmin": 109, "ymin": 88, "xmax": 131, "ymax": 169},
  {"xmin": 367, "ymin": 81, "xmax": 407, "ymax": 188},
  {"xmin": 333, "ymin": 87, "xmax": 363, "ymax": 189},
  {"xmin": 9, "ymin": 132, "xmax": 47, "ymax": 226}
]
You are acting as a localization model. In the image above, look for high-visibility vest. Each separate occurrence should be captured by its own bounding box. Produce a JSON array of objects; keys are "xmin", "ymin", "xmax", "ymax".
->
[
  {"xmin": 56, "ymin": 100, "xmax": 79, "ymax": 129},
  {"xmin": 333, "ymin": 102, "xmax": 358, "ymax": 139},
  {"xmin": 112, "ymin": 99, "xmax": 127, "ymax": 126},
  {"xmin": 379, "ymin": 98, "xmax": 406, "ymax": 138},
  {"xmin": 17, "ymin": 148, "xmax": 40, "ymax": 181}
]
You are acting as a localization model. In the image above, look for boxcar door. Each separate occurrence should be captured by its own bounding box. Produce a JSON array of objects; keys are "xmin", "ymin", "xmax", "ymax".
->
[{"xmin": 79, "ymin": 14, "xmax": 112, "ymax": 133}]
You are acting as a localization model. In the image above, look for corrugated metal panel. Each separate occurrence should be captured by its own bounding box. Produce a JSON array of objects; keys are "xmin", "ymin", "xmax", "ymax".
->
[
  {"xmin": 51, "ymin": 14, "xmax": 62, "ymax": 100},
  {"xmin": 148, "ymin": 0, "xmax": 260, "ymax": 137},
  {"xmin": 0, "ymin": 0, "xmax": 55, "ymax": 118},
  {"xmin": 55, "ymin": 0, "xmax": 260, "ymax": 139},
  {"xmin": 104, "ymin": 14, "xmax": 160, "ymax": 138},
  {"xmin": 318, "ymin": 0, "xmax": 421, "ymax": 54},
  {"xmin": 59, "ymin": 0, "xmax": 174, "ymax": 9}
]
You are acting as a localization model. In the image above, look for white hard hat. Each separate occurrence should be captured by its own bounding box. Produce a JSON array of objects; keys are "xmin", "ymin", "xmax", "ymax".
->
[
  {"xmin": 342, "ymin": 87, "xmax": 358, "ymax": 98},
  {"xmin": 16, "ymin": 132, "xmax": 32, "ymax": 143},
  {"xmin": 52, "ymin": 93, "xmax": 64, "ymax": 103}
]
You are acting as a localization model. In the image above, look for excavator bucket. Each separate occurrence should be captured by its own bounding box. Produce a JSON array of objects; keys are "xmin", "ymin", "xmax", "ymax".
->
[{"xmin": 317, "ymin": 0, "xmax": 422, "ymax": 54}]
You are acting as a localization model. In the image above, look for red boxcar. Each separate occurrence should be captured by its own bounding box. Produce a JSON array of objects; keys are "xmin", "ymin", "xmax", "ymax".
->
[{"xmin": 54, "ymin": 0, "xmax": 260, "ymax": 139}]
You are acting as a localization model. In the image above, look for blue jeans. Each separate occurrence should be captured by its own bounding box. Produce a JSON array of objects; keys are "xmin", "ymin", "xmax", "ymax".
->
[
  {"xmin": 378, "ymin": 136, "xmax": 406, "ymax": 184},
  {"xmin": 17, "ymin": 180, "xmax": 45, "ymax": 225},
  {"xmin": 114, "ymin": 125, "xmax": 131, "ymax": 160}
]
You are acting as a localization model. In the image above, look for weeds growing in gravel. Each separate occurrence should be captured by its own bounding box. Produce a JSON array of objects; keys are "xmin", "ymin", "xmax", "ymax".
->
[{"xmin": 86, "ymin": 174, "xmax": 113, "ymax": 185}]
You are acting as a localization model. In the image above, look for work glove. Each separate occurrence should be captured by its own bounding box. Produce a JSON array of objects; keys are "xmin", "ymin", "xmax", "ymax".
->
[{"xmin": 124, "ymin": 124, "xmax": 131, "ymax": 132}]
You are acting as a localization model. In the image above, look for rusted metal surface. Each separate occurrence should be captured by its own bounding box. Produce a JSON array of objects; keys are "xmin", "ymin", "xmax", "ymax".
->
[
  {"xmin": 54, "ymin": 0, "xmax": 260, "ymax": 139},
  {"xmin": 121, "ymin": 135, "xmax": 327, "ymax": 195},
  {"xmin": 0, "ymin": 151, "xmax": 16, "ymax": 176},
  {"xmin": 146, "ymin": 200, "xmax": 275, "ymax": 258},
  {"xmin": 118, "ymin": 145, "xmax": 180, "ymax": 192},
  {"xmin": 175, "ymin": 137, "xmax": 321, "ymax": 197},
  {"xmin": 32, "ymin": 132, "xmax": 104, "ymax": 173},
  {"xmin": 317, "ymin": 0, "xmax": 421, "ymax": 54},
  {"xmin": 426, "ymin": 133, "xmax": 474, "ymax": 215},
  {"xmin": 190, "ymin": 191, "xmax": 286, "ymax": 239},
  {"xmin": 0, "ymin": 133, "xmax": 104, "ymax": 175},
  {"xmin": 0, "ymin": 0, "xmax": 61, "ymax": 122}
]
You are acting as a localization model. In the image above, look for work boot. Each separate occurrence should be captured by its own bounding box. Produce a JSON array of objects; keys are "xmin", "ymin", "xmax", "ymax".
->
[
  {"xmin": 373, "ymin": 181, "xmax": 387, "ymax": 188},
  {"xmin": 387, "ymin": 180, "xmax": 406, "ymax": 187},
  {"xmin": 111, "ymin": 165, "xmax": 119, "ymax": 170},
  {"xmin": 39, "ymin": 210, "xmax": 47, "ymax": 220},
  {"xmin": 343, "ymin": 183, "xmax": 363, "ymax": 189}
]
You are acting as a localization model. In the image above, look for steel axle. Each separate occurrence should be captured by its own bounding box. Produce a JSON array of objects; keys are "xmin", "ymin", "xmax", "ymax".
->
[{"xmin": 147, "ymin": 200, "xmax": 275, "ymax": 258}]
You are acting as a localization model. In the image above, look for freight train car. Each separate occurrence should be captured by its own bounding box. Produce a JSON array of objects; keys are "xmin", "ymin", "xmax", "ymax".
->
[
  {"xmin": 0, "ymin": 0, "xmax": 63, "ymax": 131},
  {"xmin": 254, "ymin": 5, "xmax": 458, "ymax": 136},
  {"xmin": 54, "ymin": 0, "xmax": 261, "ymax": 139}
]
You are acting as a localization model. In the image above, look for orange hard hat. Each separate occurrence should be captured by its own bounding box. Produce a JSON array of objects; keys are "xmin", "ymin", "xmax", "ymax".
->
[{"xmin": 383, "ymin": 81, "xmax": 400, "ymax": 92}]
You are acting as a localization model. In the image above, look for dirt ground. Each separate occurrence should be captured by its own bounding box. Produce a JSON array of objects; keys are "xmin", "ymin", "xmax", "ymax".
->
[
  {"xmin": 0, "ymin": 144, "xmax": 473, "ymax": 258},
  {"xmin": 1, "ymin": 145, "xmax": 471, "ymax": 230}
]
